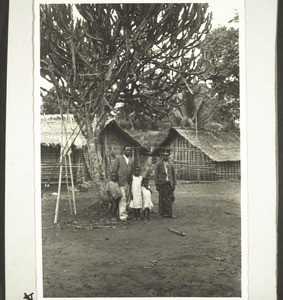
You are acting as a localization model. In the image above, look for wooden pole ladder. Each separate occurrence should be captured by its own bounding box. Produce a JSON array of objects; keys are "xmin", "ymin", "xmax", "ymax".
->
[{"xmin": 54, "ymin": 114, "xmax": 77, "ymax": 224}]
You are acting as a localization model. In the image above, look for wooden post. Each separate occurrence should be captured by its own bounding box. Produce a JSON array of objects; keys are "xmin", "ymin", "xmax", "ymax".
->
[
  {"xmin": 63, "ymin": 115, "xmax": 73, "ymax": 215},
  {"xmin": 64, "ymin": 155, "xmax": 73, "ymax": 215},
  {"xmin": 54, "ymin": 144, "xmax": 63, "ymax": 224},
  {"xmin": 68, "ymin": 152, "xmax": 77, "ymax": 214},
  {"xmin": 63, "ymin": 113, "xmax": 77, "ymax": 215}
]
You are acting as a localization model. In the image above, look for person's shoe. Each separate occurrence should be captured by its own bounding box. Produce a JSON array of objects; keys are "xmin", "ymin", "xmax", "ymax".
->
[{"xmin": 170, "ymin": 215, "xmax": 176, "ymax": 218}]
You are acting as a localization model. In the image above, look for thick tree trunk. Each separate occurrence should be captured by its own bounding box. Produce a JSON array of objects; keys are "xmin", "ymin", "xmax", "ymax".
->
[{"xmin": 83, "ymin": 116, "xmax": 106, "ymax": 201}]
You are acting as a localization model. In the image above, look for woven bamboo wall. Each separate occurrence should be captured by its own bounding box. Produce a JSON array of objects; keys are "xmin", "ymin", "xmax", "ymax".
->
[
  {"xmin": 161, "ymin": 135, "xmax": 240, "ymax": 181},
  {"xmin": 216, "ymin": 161, "xmax": 241, "ymax": 180},
  {"xmin": 41, "ymin": 146, "xmax": 84, "ymax": 185},
  {"xmin": 167, "ymin": 135, "xmax": 216, "ymax": 181}
]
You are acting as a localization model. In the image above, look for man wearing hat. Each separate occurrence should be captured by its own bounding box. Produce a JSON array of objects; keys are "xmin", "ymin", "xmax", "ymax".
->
[{"xmin": 154, "ymin": 149, "xmax": 177, "ymax": 218}]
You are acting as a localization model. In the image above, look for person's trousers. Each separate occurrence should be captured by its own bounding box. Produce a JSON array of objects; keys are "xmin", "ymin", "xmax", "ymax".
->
[
  {"xmin": 159, "ymin": 182, "xmax": 174, "ymax": 217},
  {"xmin": 119, "ymin": 185, "xmax": 129, "ymax": 221}
]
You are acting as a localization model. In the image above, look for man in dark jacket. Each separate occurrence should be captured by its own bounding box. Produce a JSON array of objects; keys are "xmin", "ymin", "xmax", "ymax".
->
[
  {"xmin": 112, "ymin": 146, "xmax": 133, "ymax": 221},
  {"xmin": 154, "ymin": 149, "xmax": 177, "ymax": 218}
]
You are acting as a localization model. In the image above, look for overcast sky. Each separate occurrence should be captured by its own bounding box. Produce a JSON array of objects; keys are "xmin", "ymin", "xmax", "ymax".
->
[{"xmin": 208, "ymin": 0, "xmax": 240, "ymax": 28}]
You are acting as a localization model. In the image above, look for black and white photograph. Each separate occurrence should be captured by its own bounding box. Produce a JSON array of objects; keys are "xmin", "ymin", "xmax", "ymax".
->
[
  {"xmin": 5, "ymin": 0, "xmax": 278, "ymax": 299},
  {"xmin": 36, "ymin": 2, "xmax": 247, "ymax": 298},
  {"xmin": 37, "ymin": 1, "xmax": 244, "ymax": 298}
]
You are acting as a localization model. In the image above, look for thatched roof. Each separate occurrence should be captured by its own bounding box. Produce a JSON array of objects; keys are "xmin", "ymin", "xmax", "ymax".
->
[
  {"xmin": 41, "ymin": 114, "xmax": 87, "ymax": 148},
  {"xmin": 41, "ymin": 115, "xmax": 149, "ymax": 153},
  {"xmin": 104, "ymin": 119, "xmax": 150, "ymax": 154},
  {"xmin": 123, "ymin": 129, "xmax": 168, "ymax": 149},
  {"xmin": 152, "ymin": 128, "xmax": 240, "ymax": 162}
]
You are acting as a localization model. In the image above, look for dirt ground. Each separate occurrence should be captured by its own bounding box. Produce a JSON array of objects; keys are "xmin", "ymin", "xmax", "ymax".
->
[{"xmin": 42, "ymin": 181, "xmax": 241, "ymax": 297}]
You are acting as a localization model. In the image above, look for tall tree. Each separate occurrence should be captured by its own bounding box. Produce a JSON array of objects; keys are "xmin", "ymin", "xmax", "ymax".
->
[
  {"xmin": 40, "ymin": 4, "xmax": 212, "ymax": 188},
  {"xmin": 200, "ymin": 25, "xmax": 239, "ymax": 129},
  {"xmin": 168, "ymin": 19, "xmax": 239, "ymax": 130}
]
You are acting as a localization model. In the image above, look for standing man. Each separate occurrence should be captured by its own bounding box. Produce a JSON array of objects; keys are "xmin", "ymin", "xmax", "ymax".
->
[
  {"xmin": 112, "ymin": 146, "xmax": 133, "ymax": 221},
  {"xmin": 154, "ymin": 149, "xmax": 177, "ymax": 218}
]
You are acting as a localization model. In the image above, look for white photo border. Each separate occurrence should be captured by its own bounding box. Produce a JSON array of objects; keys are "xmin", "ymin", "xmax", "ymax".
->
[{"xmin": 5, "ymin": 0, "xmax": 277, "ymax": 299}]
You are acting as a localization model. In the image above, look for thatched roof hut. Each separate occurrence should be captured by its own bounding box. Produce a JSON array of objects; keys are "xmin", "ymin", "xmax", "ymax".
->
[
  {"xmin": 41, "ymin": 114, "xmax": 86, "ymax": 185},
  {"xmin": 152, "ymin": 128, "xmax": 241, "ymax": 181},
  {"xmin": 152, "ymin": 128, "xmax": 240, "ymax": 161},
  {"xmin": 41, "ymin": 115, "xmax": 150, "ymax": 184},
  {"xmin": 41, "ymin": 114, "xmax": 86, "ymax": 148},
  {"xmin": 102, "ymin": 119, "xmax": 150, "ymax": 155}
]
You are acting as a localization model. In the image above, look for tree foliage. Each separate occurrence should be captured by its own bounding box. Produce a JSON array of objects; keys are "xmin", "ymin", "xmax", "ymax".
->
[
  {"xmin": 40, "ymin": 4, "xmax": 212, "ymax": 184},
  {"xmin": 41, "ymin": 87, "xmax": 60, "ymax": 114},
  {"xmin": 166, "ymin": 18, "xmax": 240, "ymax": 130},
  {"xmin": 41, "ymin": 4, "xmax": 212, "ymax": 117},
  {"xmin": 199, "ymin": 25, "xmax": 240, "ymax": 128}
]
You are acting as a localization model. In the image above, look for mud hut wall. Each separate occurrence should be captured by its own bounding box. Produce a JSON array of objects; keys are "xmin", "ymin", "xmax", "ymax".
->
[
  {"xmin": 167, "ymin": 134, "xmax": 216, "ymax": 181},
  {"xmin": 216, "ymin": 161, "xmax": 241, "ymax": 180},
  {"xmin": 102, "ymin": 128, "xmax": 147, "ymax": 178},
  {"xmin": 41, "ymin": 145, "xmax": 84, "ymax": 185}
]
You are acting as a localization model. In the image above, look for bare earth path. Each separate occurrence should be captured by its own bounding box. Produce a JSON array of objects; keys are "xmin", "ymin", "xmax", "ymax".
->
[{"xmin": 42, "ymin": 181, "xmax": 241, "ymax": 297}]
